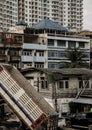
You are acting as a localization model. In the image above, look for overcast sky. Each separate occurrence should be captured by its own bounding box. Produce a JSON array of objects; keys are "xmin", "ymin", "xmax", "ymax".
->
[{"xmin": 83, "ymin": 0, "xmax": 92, "ymax": 30}]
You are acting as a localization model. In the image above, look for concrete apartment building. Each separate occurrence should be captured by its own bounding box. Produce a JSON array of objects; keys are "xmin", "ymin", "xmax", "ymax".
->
[
  {"xmin": 0, "ymin": 32, "xmax": 23, "ymax": 68},
  {"xmin": 0, "ymin": 0, "xmax": 18, "ymax": 32},
  {"xmin": 22, "ymin": 35, "xmax": 48, "ymax": 68},
  {"xmin": 22, "ymin": 19, "xmax": 90, "ymax": 69},
  {"xmin": 0, "ymin": 19, "xmax": 90, "ymax": 69},
  {"xmin": 79, "ymin": 31, "xmax": 92, "ymax": 69},
  {"xmin": 18, "ymin": 0, "xmax": 83, "ymax": 31}
]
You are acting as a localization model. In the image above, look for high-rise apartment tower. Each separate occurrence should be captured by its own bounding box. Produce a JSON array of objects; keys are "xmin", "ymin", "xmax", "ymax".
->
[
  {"xmin": 18, "ymin": 0, "xmax": 83, "ymax": 31},
  {"xmin": 0, "ymin": 0, "xmax": 18, "ymax": 31}
]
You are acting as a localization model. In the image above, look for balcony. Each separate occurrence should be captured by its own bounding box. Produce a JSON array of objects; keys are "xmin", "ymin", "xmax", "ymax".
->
[
  {"xmin": 40, "ymin": 88, "xmax": 78, "ymax": 98},
  {"xmin": 23, "ymin": 43, "xmax": 47, "ymax": 50},
  {"xmin": 2, "ymin": 43, "xmax": 22, "ymax": 48},
  {"xmin": 0, "ymin": 55, "xmax": 7, "ymax": 61},
  {"xmin": 21, "ymin": 56, "xmax": 33, "ymax": 62},
  {"xmin": 33, "ymin": 56, "xmax": 46, "ymax": 62},
  {"xmin": 53, "ymin": 88, "xmax": 78, "ymax": 98},
  {"xmin": 10, "ymin": 56, "xmax": 21, "ymax": 61},
  {"xmin": 21, "ymin": 55, "xmax": 46, "ymax": 62}
]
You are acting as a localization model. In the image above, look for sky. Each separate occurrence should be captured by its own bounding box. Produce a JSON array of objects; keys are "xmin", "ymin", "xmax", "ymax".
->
[{"xmin": 83, "ymin": 0, "xmax": 92, "ymax": 30}]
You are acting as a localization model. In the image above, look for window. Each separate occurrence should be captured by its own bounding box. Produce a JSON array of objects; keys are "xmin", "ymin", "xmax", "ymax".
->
[
  {"xmin": 48, "ymin": 62, "xmax": 58, "ymax": 68},
  {"xmin": 41, "ymin": 77, "xmax": 48, "ymax": 89},
  {"xmin": 39, "ymin": 51, "xmax": 44, "ymax": 56},
  {"xmin": 65, "ymin": 81, "xmax": 69, "ymax": 88},
  {"xmin": 79, "ymin": 79, "xmax": 89, "ymax": 88},
  {"xmin": 79, "ymin": 42, "xmax": 85, "ymax": 48},
  {"xmin": 58, "ymin": 52, "xmax": 65, "ymax": 57},
  {"xmin": 68, "ymin": 41, "xmax": 76, "ymax": 48},
  {"xmin": 48, "ymin": 39, "xmax": 54, "ymax": 46},
  {"xmin": 79, "ymin": 80, "xmax": 83, "ymax": 88},
  {"xmin": 83, "ymin": 52, "xmax": 89, "ymax": 58},
  {"xmin": 48, "ymin": 51, "xmax": 57, "ymax": 57},
  {"xmin": 59, "ymin": 63, "xmax": 66, "ymax": 68},
  {"xmin": 22, "ymin": 50, "xmax": 32, "ymax": 56},
  {"xmin": 59, "ymin": 81, "xmax": 64, "ymax": 89},
  {"xmin": 35, "ymin": 63, "xmax": 44, "ymax": 68},
  {"xmin": 58, "ymin": 79, "xmax": 69, "ymax": 89},
  {"xmin": 57, "ymin": 40, "xmax": 66, "ymax": 47},
  {"xmin": 9, "ymin": 50, "xmax": 19, "ymax": 56}
]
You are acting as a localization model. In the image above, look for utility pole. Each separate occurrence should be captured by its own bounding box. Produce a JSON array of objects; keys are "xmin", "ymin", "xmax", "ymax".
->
[
  {"xmin": 37, "ymin": 77, "xmax": 40, "ymax": 92},
  {"xmin": 53, "ymin": 82, "xmax": 58, "ymax": 112}
]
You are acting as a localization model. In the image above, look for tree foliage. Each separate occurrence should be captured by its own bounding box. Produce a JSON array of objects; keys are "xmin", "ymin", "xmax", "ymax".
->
[{"xmin": 65, "ymin": 47, "xmax": 88, "ymax": 68}]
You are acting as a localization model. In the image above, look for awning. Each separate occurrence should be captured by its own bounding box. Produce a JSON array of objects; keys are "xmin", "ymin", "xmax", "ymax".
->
[{"xmin": 73, "ymin": 98, "xmax": 92, "ymax": 104}]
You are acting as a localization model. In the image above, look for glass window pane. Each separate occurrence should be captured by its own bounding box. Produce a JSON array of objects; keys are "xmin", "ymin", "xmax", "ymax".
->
[
  {"xmin": 57, "ymin": 40, "xmax": 66, "ymax": 47},
  {"xmin": 68, "ymin": 41, "xmax": 76, "ymax": 48},
  {"xmin": 48, "ymin": 39, "xmax": 54, "ymax": 46}
]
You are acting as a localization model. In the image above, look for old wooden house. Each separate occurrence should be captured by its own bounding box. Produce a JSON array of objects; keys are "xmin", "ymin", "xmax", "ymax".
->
[{"xmin": 21, "ymin": 68, "xmax": 92, "ymax": 116}]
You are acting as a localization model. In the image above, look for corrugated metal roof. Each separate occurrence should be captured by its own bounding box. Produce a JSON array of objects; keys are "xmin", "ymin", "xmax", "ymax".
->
[
  {"xmin": 31, "ymin": 18, "xmax": 67, "ymax": 31},
  {"xmin": 39, "ymin": 68, "xmax": 92, "ymax": 76},
  {"xmin": 73, "ymin": 98, "xmax": 92, "ymax": 104},
  {"xmin": 21, "ymin": 68, "xmax": 92, "ymax": 81}
]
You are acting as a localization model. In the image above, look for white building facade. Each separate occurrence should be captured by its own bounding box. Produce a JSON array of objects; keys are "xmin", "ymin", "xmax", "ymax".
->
[
  {"xmin": 18, "ymin": 0, "xmax": 83, "ymax": 31},
  {"xmin": 47, "ymin": 35, "xmax": 90, "ymax": 69},
  {"xmin": 0, "ymin": 0, "xmax": 18, "ymax": 31},
  {"xmin": 22, "ymin": 19, "xmax": 90, "ymax": 69},
  {"xmin": 22, "ymin": 34, "xmax": 48, "ymax": 69},
  {"xmin": 22, "ymin": 34, "xmax": 90, "ymax": 69}
]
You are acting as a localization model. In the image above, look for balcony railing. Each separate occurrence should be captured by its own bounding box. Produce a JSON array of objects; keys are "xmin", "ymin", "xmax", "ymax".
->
[
  {"xmin": 22, "ymin": 55, "xmax": 46, "ymax": 62},
  {"xmin": 47, "ymin": 33, "xmax": 90, "ymax": 40},
  {"xmin": 23, "ymin": 43, "xmax": 47, "ymax": 50},
  {"xmin": 39, "ymin": 88, "xmax": 78, "ymax": 98},
  {"xmin": 10, "ymin": 56, "xmax": 21, "ymax": 61},
  {"xmin": 0, "ymin": 42, "xmax": 22, "ymax": 48}
]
